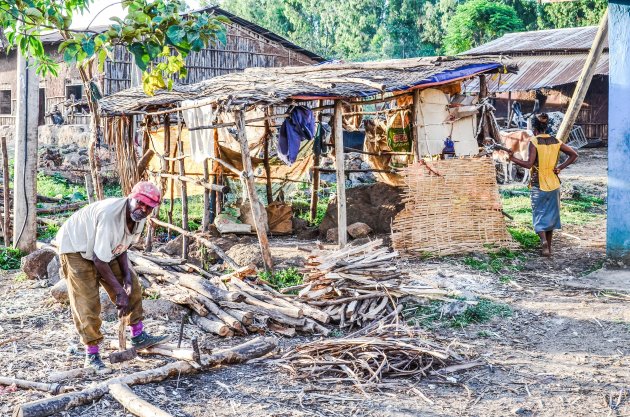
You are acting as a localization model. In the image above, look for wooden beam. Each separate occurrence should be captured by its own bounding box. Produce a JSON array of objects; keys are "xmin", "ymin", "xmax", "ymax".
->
[
  {"xmin": 412, "ymin": 89, "xmax": 422, "ymax": 160},
  {"xmin": 263, "ymin": 108, "xmax": 273, "ymax": 205},
  {"xmin": 235, "ymin": 110, "xmax": 274, "ymax": 272},
  {"xmin": 1, "ymin": 136, "xmax": 10, "ymax": 245},
  {"xmin": 177, "ymin": 139, "xmax": 189, "ymax": 260},
  {"xmin": 333, "ymin": 100, "xmax": 347, "ymax": 248},
  {"xmin": 202, "ymin": 158, "xmax": 211, "ymax": 232},
  {"xmin": 310, "ymin": 103, "xmax": 323, "ymax": 223},
  {"xmin": 555, "ymin": 7, "xmax": 608, "ymax": 142}
]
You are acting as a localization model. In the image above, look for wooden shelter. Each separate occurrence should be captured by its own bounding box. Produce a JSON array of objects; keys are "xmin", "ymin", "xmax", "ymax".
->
[{"xmin": 98, "ymin": 56, "xmax": 514, "ymax": 271}]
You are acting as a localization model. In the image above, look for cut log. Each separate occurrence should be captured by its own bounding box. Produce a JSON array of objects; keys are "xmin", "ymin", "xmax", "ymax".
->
[
  {"xmin": 132, "ymin": 266, "xmax": 177, "ymax": 283},
  {"xmin": 191, "ymin": 313, "xmax": 231, "ymax": 337},
  {"xmin": 35, "ymin": 202, "xmax": 87, "ymax": 215},
  {"xmin": 178, "ymin": 272, "xmax": 243, "ymax": 303},
  {"xmin": 0, "ymin": 377, "xmax": 73, "ymax": 394},
  {"xmin": 193, "ymin": 295, "xmax": 244, "ymax": 332},
  {"xmin": 220, "ymin": 301, "xmax": 306, "ymax": 328},
  {"xmin": 138, "ymin": 344, "xmax": 195, "ymax": 362},
  {"xmin": 222, "ymin": 308, "xmax": 253, "ymax": 326},
  {"xmin": 229, "ymin": 279, "xmax": 303, "ymax": 318},
  {"xmin": 14, "ymin": 337, "xmax": 277, "ymax": 417},
  {"xmin": 220, "ymin": 264, "xmax": 257, "ymax": 281},
  {"xmin": 127, "ymin": 251, "xmax": 185, "ymax": 267},
  {"xmin": 109, "ymin": 383, "xmax": 172, "ymax": 417},
  {"xmin": 136, "ymin": 149, "xmax": 156, "ymax": 178},
  {"xmin": 48, "ymin": 367, "xmax": 95, "ymax": 383}
]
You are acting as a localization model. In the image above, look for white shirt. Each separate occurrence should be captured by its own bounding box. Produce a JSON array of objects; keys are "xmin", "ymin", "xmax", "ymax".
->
[{"xmin": 56, "ymin": 197, "xmax": 145, "ymax": 262}]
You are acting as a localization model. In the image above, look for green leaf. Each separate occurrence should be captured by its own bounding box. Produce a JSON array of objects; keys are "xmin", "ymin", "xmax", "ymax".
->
[
  {"xmin": 82, "ymin": 38, "xmax": 95, "ymax": 56},
  {"xmin": 166, "ymin": 25, "xmax": 185, "ymax": 44},
  {"xmin": 215, "ymin": 28, "xmax": 227, "ymax": 45},
  {"xmin": 145, "ymin": 41, "xmax": 161, "ymax": 59},
  {"xmin": 129, "ymin": 43, "xmax": 149, "ymax": 71},
  {"xmin": 63, "ymin": 43, "xmax": 79, "ymax": 63},
  {"xmin": 24, "ymin": 7, "xmax": 43, "ymax": 20}
]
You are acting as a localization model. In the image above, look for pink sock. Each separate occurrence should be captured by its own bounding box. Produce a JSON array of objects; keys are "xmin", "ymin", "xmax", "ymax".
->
[
  {"xmin": 87, "ymin": 345, "xmax": 99, "ymax": 354},
  {"xmin": 130, "ymin": 321, "xmax": 143, "ymax": 337}
]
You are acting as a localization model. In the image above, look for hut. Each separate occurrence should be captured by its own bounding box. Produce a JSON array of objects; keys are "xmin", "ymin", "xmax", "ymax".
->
[
  {"xmin": 99, "ymin": 56, "xmax": 517, "ymax": 269},
  {"xmin": 462, "ymin": 26, "xmax": 609, "ymax": 143}
]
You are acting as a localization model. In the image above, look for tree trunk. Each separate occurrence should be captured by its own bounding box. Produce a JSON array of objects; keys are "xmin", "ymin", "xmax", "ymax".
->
[{"xmin": 108, "ymin": 383, "xmax": 173, "ymax": 417}]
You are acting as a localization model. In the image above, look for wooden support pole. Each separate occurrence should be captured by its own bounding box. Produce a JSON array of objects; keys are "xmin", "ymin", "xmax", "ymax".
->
[
  {"xmin": 412, "ymin": 89, "xmax": 422, "ymax": 161},
  {"xmin": 202, "ymin": 158, "xmax": 210, "ymax": 232},
  {"xmin": 556, "ymin": 8, "xmax": 608, "ymax": 142},
  {"xmin": 310, "ymin": 103, "xmax": 323, "ymax": 223},
  {"xmin": 333, "ymin": 100, "xmax": 347, "ymax": 248},
  {"xmin": 506, "ymin": 91, "xmax": 513, "ymax": 129},
  {"xmin": 13, "ymin": 49, "xmax": 39, "ymax": 252},
  {"xmin": 235, "ymin": 110, "xmax": 273, "ymax": 272},
  {"xmin": 479, "ymin": 75, "xmax": 491, "ymax": 141},
  {"xmin": 84, "ymin": 174, "xmax": 95, "ymax": 204},
  {"xmin": 263, "ymin": 108, "xmax": 273, "ymax": 205},
  {"xmin": 1, "ymin": 136, "xmax": 10, "ymax": 245},
  {"xmin": 177, "ymin": 140, "xmax": 189, "ymax": 260},
  {"xmin": 108, "ymin": 383, "xmax": 173, "ymax": 417}
]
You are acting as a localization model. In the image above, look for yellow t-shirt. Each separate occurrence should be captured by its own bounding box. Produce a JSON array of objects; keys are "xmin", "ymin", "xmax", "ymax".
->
[{"xmin": 530, "ymin": 135, "xmax": 562, "ymax": 192}]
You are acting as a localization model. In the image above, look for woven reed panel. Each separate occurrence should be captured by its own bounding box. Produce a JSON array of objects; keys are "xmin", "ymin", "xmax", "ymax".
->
[{"xmin": 391, "ymin": 158, "xmax": 515, "ymax": 257}]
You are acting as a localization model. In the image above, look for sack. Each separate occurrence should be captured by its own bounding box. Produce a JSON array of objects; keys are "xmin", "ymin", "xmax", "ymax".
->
[
  {"xmin": 386, "ymin": 110, "xmax": 412, "ymax": 153},
  {"xmin": 266, "ymin": 202, "xmax": 293, "ymax": 235}
]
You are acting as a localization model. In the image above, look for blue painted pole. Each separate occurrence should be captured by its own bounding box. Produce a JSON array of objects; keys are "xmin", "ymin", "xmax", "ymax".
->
[{"xmin": 608, "ymin": 2, "xmax": 630, "ymax": 259}]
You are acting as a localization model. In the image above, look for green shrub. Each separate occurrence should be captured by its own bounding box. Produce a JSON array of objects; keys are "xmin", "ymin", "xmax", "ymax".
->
[
  {"xmin": 258, "ymin": 267, "xmax": 303, "ymax": 291},
  {"xmin": 0, "ymin": 247, "xmax": 24, "ymax": 270}
]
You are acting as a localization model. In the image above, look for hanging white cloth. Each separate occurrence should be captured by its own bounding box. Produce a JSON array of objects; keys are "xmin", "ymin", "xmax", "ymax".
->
[{"xmin": 181, "ymin": 99, "xmax": 216, "ymax": 162}]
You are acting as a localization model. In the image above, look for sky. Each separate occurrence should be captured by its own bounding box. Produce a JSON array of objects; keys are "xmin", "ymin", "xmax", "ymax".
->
[{"xmin": 71, "ymin": 0, "xmax": 205, "ymax": 29}]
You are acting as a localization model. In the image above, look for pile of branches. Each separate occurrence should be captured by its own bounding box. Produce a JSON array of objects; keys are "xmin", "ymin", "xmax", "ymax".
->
[
  {"xmin": 129, "ymin": 251, "xmax": 331, "ymax": 338},
  {"xmin": 288, "ymin": 239, "xmax": 452, "ymax": 329},
  {"xmin": 281, "ymin": 321, "xmax": 483, "ymax": 391}
]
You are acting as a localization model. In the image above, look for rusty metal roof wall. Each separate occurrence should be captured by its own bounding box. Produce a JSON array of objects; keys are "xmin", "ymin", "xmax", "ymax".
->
[
  {"xmin": 462, "ymin": 53, "xmax": 608, "ymax": 93},
  {"xmin": 464, "ymin": 26, "xmax": 608, "ymax": 55}
]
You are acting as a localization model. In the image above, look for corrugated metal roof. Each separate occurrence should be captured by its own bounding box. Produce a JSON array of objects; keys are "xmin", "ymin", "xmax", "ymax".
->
[
  {"xmin": 462, "ymin": 53, "xmax": 608, "ymax": 92},
  {"xmin": 464, "ymin": 26, "xmax": 608, "ymax": 55}
]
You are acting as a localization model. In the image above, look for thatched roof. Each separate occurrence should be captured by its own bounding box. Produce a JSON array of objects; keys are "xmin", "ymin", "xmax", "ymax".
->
[{"xmin": 99, "ymin": 56, "xmax": 513, "ymax": 115}]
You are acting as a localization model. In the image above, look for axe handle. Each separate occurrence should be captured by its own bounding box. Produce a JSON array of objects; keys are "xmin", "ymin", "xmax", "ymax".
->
[{"xmin": 118, "ymin": 318, "xmax": 127, "ymax": 351}]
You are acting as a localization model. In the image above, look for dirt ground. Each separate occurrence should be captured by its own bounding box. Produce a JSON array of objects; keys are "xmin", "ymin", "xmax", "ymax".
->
[{"xmin": 2, "ymin": 148, "xmax": 629, "ymax": 417}]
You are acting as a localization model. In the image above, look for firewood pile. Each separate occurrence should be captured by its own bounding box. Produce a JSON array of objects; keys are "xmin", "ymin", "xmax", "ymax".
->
[
  {"xmin": 129, "ymin": 239, "xmax": 453, "ymax": 338},
  {"xmin": 128, "ymin": 251, "xmax": 331, "ymax": 338},
  {"xmin": 290, "ymin": 239, "xmax": 452, "ymax": 329},
  {"xmin": 281, "ymin": 321, "xmax": 483, "ymax": 391}
]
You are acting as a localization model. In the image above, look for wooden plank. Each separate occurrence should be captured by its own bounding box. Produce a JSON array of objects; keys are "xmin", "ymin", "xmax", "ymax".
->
[
  {"xmin": 202, "ymin": 158, "xmax": 210, "ymax": 232},
  {"xmin": 333, "ymin": 100, "xmax": 347, "ymax": 248},
  {"xmin": 235, "ymin": 110, "xmax": 273, "ymax": 271},
  {"xmin": 555, "ymin": 8, "xmax": 608, "ymax": 142},
  {"xmin": 412, "ymin": 89, "xmax": 421, "ymax": 161},
  {"xmin": 177, "ymin": 137, "xmax": 189, "ymax": 259}
]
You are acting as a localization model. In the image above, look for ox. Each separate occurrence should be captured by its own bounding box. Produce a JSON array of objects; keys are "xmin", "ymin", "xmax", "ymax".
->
[{"xmin": 493, "ymin": 130, "xmax": 533, "ymax": 184}]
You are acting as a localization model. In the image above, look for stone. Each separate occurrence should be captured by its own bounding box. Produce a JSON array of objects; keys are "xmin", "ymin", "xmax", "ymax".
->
[
  {"xmin": 46, "ymin": 256, "xmax": 62, "ymax": 285},
  {"xmin": 21, "ymin": 248, "xmax": 57, "ymax": 280},
  {"xmin": 347, "ymin": 222, "xmax": 372, "ymax": 239},
  {"xmin": 292, "ymin": 217, "xmax": 309, "ymax": 233},
  {"xmin": 142, "ymin": 299, "xmax": 186, "ymax": 320},
  {"xmin": 158, "ymin": 234, "xmax": 184, "ymax": 257},
  {"xmin": 226, "ymin": 243, "xmax": 263, "ymax": 268},
  {"xmin": 326, "ymin": 227, "xmax": 338, "ymax": 243},
  {"xmin": 50, "ymin": 279, "xmax": 68, "ymax": 303},
  {"xmin": 297, "ymin": 227, "xmax": 319, "ymax": 240}
]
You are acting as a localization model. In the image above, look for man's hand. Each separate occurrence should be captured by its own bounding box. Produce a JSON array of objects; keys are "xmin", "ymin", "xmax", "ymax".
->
[
  {"xmin": 123, "ymin": 273, "xmax": 133, "ymax": 296},
  {"xmin": 115, "ymin": 291, "xmax": 130, "ymax": 318}
]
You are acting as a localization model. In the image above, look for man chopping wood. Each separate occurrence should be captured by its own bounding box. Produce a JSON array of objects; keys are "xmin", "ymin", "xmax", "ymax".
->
[{"xmin": 56, "ymin": 181, "xmax": 170, "ymax": 373}]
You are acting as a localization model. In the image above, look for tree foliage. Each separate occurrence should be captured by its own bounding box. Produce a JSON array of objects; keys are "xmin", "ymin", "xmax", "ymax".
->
[
  {"xmin": 443, "ymin": 0, "xmax": 524, "ymax": 55},
  {"xmin": 537, "ymin": 0, "xmax": 607, "ymax": 29},
  {"xmin": 0, "ymin": 0, "xmax": 228, "ymax": 95}
]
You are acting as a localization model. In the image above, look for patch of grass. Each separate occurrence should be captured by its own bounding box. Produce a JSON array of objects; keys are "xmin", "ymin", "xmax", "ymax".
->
[
  {"xmin": 38, "ymin": 223, "xmax": 60, "ymax": 241},
  {"xmin": 404, "ymin": 299, "xmax": 512, "ymax": 329},
  {"xmin": 0, "ymin": 247, "xmax": 24, "ymax": 270},
  {"xmin": 258, "ymin": 267, "xmax": 303, "ymax": 291},
  {"xmin": 157, "ymin": 195, "xmax": 204, "ymax": 231},
  {"xmin": 508, "ymin": 228, "xmax": 540, "ymax": 249},
  {"xmin": 461, "ymin": 248, "xmax": 525, "ymax": 274},
  {"xmin": 37, "ymin": 173, "xmax": 87, "ymax": 200},
  {"xmin": 499, "ymin": 274, "xmax": 513, "ymax": 283}
]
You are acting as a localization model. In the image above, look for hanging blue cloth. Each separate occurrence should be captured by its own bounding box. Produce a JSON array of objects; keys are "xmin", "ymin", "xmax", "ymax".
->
[{"xmin": 278, "ymin": 106, "xmax": 316, "ymax": 165}]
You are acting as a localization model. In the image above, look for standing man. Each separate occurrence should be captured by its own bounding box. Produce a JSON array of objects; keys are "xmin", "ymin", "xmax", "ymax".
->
[
  {"xmin": 56, "ymin": 181, "xmax": 170, "ymax": 373},
  {"xmin": 508, "ymin": 114, "xmax": 579, "ymax": 257}
]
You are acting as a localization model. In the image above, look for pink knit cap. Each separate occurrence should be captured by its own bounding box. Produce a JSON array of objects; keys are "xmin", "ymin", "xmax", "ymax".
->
[{"xmin": 129, "ymin": 181, "xmax": 161, "ymax": 208}]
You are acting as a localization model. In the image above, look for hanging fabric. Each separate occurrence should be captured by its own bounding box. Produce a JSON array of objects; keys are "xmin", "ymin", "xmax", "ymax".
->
[
  {"xmin": 181, "ymin": 99, "xmax": 216, "ymax": 162},
  {"xmin": 277, "ymin": 105, "xmax": 316, "ymax": 165}
]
